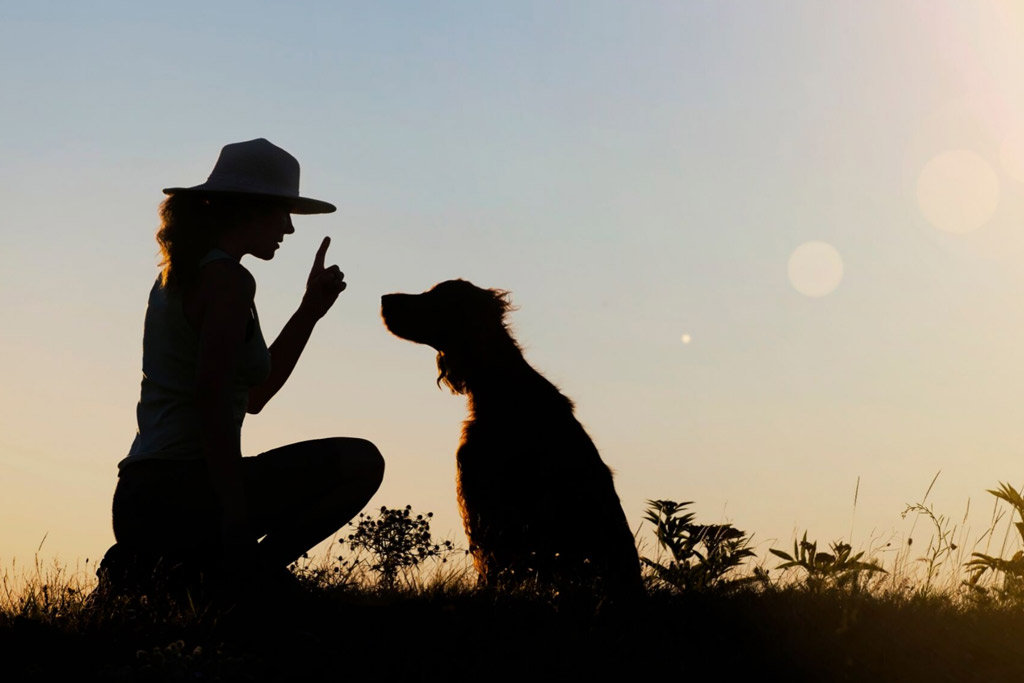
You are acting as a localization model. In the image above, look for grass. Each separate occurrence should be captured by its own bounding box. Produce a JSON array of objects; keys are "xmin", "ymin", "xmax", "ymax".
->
[{"xmin": 6, "ymin": 489, "xmax": 1024, "ymax": 682}]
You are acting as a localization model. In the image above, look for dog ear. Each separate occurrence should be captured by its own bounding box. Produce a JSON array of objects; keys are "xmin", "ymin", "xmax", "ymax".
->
[
  {"xmin": 464, "ymin": 288, "xmax": 515, "ymax": 345},
  {"xmin": 436, "ymin": 351, "xmax": 468, "ymax": 395},
  {"xmin": 487, "ymin": 288, "xmax": 514, "ymax": 323}
]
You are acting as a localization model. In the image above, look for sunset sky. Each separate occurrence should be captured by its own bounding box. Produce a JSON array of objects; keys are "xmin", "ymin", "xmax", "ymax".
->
[{"xmin": 4, "ymin": 1, "xmax": 1024, "ymax": 569}]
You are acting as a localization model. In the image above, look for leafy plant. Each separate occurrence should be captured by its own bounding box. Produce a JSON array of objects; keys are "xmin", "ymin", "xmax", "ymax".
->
[
  {"xmin": 641, "ymin": 499, "xmax": 758, "ymax": 592},
  {"xmin": 967, "ymin": 482, "xmax": 1024, "ymax": 600},
  {"xmin": 342, "ymin": 505, "xmax": 459, "ymax": 589},
  {"xmin": 770, "ymin": 532, "xmax": 885, "ymax": 590}
]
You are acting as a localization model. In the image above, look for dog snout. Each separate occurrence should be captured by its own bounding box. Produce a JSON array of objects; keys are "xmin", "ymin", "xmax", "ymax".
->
[
  {"xmin": 381, "ymin": 292, "xmax": 421, "ymax": 338},
  {"xmin": 380, "ymin": 293, "xmax": 402, "ymax": 328}
]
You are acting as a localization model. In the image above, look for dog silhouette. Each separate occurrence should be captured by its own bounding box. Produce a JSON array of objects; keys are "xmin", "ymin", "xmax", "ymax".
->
[{"xmin": 382, "ymin": 279, "xmax": 642, "ymax": 595}]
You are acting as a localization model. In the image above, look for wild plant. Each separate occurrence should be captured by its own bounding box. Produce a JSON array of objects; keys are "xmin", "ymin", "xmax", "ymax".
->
[
  {"xmin": 342, "ymin": 505, "xmax": 460, "ymax": 589},
  {"xmin": 1, "ymin": 555, "xmax": 97, "ymax": 626},
  {"xmin": 770, "ymin": 532, "xmax": 885, "ymax": 591},
  {"xmin": 967, "ymin": 482, "xmax": 1024, "ymax": 602},
  {"xmin": 901, "ymin": 503, "xmax": 960, "ymax": 592},
  {"xmin": 289, "ymin": 542, "xmax": 365, "ymax": 591},
  {"xmin": 641, "ymin": 499, "xmax": 758, "ymax": 592}
]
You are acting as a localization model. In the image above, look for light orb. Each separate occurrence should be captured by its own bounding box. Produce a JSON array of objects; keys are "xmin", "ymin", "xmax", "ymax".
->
[
  {"xmin": 788, "ymin": 241, "xmax": 844, "ymax": 298},
  {"xmin": 916, "ymin": 149, "xmax": 999, "ymax": 234}
]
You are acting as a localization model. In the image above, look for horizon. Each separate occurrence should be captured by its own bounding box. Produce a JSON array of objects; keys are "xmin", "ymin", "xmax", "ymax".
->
[{"xmin": 4, "ymin": 1, "xmax": 1024, "ymax": 569}]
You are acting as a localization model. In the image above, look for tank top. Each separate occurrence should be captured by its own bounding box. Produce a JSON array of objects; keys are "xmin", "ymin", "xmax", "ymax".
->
[{"xmin": 119, "ymin": 249, "xmax": 272, "ymax": 469}]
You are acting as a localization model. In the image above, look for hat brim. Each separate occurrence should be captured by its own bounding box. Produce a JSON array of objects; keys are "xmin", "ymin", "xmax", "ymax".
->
[{"xmin": 161, "ymin": 186, "xmax": 336, "ymax": 215}]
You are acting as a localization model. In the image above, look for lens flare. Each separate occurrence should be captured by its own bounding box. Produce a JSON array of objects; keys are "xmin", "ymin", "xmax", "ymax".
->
[
  {"xmin": 788, "ymin": 241, "xmax": 844, "ymax": 298},
  {"xmin": 916, "ymin": 149, "xmax": 999, "ymax": 234}
]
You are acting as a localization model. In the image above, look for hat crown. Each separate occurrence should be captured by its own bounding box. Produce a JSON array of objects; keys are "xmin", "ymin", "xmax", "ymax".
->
[
  {"xmin": 206, "ymin": 138, "xmax": 301, "ymax": 197},
  {"xmin": 162, "ymin": 138, "xmax": 336, "ymax": 214}
]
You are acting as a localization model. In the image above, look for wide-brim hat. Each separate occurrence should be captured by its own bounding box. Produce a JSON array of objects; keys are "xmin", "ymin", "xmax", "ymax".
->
[{"xmin": 162, "ymin": 138, "xmax": 336, "ymax": 215}]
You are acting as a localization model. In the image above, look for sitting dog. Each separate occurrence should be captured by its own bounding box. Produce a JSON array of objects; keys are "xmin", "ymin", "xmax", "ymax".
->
[{"xmin": 381, "ymin": 279, "xmax": 642, "ymax": 595}]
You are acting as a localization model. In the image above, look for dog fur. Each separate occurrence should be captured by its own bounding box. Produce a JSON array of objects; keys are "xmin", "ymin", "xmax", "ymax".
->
[{"xmin": 382, "ymin": 279, "xmax": 642, "ymax": 595}]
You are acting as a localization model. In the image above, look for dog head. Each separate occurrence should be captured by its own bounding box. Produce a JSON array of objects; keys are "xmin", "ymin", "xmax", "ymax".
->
[{"xmin": 381, "ymin": 279, "xmax": 515, "ymax": 393}]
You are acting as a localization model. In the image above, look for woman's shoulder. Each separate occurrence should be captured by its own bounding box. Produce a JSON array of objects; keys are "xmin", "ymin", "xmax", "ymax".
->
[
  {"xmin": 197, "ymin": 256, "xmax": 256, "ymax": 299},
  {"xmin": 182, "ymin": 257, "xmax": 256, "ymax": 328}
]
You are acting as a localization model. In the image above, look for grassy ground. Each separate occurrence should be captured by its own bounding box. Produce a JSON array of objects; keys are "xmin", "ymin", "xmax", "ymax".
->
[
  {"xmin": 7, "ymin": 491, "xmax": 1024, "ymax": 682},
  {"xmin": 5, "ymin": 556, "xmax": 1024, "ymax": 682}
]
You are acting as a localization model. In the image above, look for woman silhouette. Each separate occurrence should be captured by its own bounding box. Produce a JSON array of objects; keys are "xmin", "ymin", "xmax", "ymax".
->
[{"xmin": 105, "ymin": 139, "xmax": 384, "ymax": 594}]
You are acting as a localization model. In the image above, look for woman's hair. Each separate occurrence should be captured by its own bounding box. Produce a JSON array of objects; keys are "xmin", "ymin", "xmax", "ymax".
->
[{"xmin": 156, "ymin": 193, "xmax": 281, "ymax": 289}]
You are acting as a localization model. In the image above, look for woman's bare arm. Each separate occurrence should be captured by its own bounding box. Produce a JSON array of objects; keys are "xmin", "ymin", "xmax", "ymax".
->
[{"xmin": 247, "ymin": 236, "xmax": 346, "ymax": 413}]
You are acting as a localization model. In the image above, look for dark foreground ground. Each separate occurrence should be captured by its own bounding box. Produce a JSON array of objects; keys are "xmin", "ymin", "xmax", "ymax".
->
[{"xmin": 5, "ymin": 581, "xmax": 1024, "ymax": 683}]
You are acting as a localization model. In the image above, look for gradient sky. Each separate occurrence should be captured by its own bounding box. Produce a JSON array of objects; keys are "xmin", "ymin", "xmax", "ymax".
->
[{"xmin": 4, "ymin": 1, "xmax": 1024, "ymax": 570}]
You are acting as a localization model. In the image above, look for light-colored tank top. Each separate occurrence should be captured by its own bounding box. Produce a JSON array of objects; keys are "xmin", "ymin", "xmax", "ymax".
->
[{"xmin": 119, "ymin": 250, "xmax": 272, "ymax": 470}]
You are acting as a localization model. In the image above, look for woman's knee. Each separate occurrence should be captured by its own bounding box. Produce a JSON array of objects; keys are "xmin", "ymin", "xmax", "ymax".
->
[{"xmin": 326, "ymin": 437, "xmax": 385, "ymax": 489}]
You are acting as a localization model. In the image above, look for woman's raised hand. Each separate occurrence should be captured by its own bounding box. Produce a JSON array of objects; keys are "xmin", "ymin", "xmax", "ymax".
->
[
  {"xmin": 249, "ymin": 236, "xmax": 344, "ymax": 412},
  {"xmin": 301, "ymin": 236, "xmax": 347, "ymax": 319}
]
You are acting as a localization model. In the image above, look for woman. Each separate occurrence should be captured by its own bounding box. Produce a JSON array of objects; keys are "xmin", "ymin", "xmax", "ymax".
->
[{"xmin": 106, "ymin": 138, "xmax": 384, "ymax": 594}]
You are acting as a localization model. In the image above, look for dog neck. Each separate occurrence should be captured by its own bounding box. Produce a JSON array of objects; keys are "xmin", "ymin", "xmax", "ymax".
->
[
  {"xmin": 447, "ymin": 342, "xmax": 573, "ymax": 418},
  {"xmin": 440, "ymin": 336, "xmax": 530, "ymax": 404}
]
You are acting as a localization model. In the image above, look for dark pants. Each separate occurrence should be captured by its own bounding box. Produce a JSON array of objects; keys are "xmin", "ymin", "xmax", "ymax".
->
[{"xmin": 112, "ymin": 437, "xmax": 384, "ymax": 570}]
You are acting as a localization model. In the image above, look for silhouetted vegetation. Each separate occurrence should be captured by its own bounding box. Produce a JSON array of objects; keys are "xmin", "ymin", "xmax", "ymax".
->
[
  {"xmin": 642, "ymin": 499, "xmax": 760, "ymax": 592},
  {"xmin": 769, "ymin": 533, "xmax": 886, "ymax": 591},
  {"xmin": 7, "ymin": 492, "xmax": 1024, "ymax": 681},
  {"xmin": 342, "ymin": 505, "xmax": 460, "ymax": 589}
]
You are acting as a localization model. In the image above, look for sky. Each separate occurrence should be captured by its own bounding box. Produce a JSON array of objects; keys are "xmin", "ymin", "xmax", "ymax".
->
[{"xmin": 4, "ymin": 1, "xmax": 1024, "ymax": 571}]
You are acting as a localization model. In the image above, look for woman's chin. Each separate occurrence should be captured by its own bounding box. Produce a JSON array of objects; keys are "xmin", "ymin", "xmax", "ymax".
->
[{"xmin": 255, "ymin": 244, "xmax": 280, "ymax": 261}]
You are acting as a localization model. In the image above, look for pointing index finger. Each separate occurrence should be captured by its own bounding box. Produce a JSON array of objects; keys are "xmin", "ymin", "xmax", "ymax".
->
[{"xmin": 313, "ymin": 236, "xmax": 330, "ymax": 272}]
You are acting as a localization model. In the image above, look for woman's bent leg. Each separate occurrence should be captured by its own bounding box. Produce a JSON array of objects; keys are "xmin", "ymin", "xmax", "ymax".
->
[
  {"xmin": 112, "ymin": 459, "xmax": 221, "ymax": 556},
  {"xmin": 108, "ymin": 459, "xmax": 222, "ymax": 594},
  {"xmin": 243, "ymin": 437, "xmax": 385, "ymax": 569}
]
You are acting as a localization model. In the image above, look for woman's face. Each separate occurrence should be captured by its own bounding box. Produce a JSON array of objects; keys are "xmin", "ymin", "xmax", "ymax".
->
[{"xmin": 241, "ymin": 203, "xmax": 294, "ymax": 260}]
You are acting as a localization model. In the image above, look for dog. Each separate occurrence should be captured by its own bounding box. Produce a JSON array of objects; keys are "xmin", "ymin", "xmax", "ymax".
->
[{"xmin": 381, "ymin": 279, "xmax": 642, "ymax": 595}]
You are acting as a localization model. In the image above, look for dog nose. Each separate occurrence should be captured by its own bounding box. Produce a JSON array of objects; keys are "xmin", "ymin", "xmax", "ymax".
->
[{"xmin": 381, "ymin": 294, "xmax": 396, "ymax": 318}]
